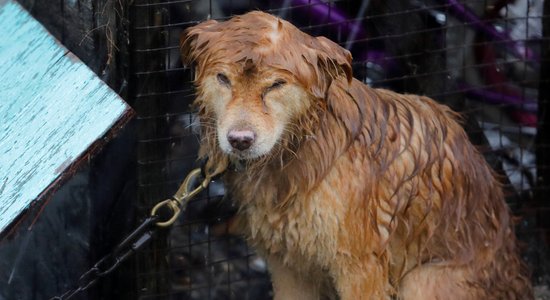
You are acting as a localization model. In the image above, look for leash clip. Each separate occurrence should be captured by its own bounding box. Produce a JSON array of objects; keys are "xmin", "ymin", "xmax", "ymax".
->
[{"xmin": 150, "ymin": 168, "xmax": 211, "ymax": 227}]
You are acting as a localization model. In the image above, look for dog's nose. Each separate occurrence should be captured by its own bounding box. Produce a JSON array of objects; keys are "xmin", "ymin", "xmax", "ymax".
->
[{"xmin": 227, "ymin": 129, "xmax": 255, "ymax": 151}]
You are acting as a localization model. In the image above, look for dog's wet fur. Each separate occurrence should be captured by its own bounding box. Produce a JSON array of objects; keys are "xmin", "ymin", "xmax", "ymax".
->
[{"xmin": 181, "ymin": 11, "xmax": 533, "ymax": 299}]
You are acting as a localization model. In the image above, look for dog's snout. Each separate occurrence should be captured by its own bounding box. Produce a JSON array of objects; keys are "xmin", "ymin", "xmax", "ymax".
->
[{"xmin": 227, "ymin": 129, "xmax": 256, "ymax": 151}]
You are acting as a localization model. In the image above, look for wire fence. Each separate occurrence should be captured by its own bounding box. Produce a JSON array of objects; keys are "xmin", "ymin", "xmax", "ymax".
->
[{"xmin": 128, "ymin": 1, "xmax": 549, "ymax": 298}]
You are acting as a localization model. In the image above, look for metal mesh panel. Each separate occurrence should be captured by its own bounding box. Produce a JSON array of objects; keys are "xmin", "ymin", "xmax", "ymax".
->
[{"xmin": 127, "ymin": 1, "xmax": 550, "ymax": 298}]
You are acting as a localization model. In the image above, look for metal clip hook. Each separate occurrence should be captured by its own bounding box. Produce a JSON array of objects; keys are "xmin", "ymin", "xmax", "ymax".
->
[{"xmin": 150, "ymin": 168, "xmax": 211, "ymax": 227}]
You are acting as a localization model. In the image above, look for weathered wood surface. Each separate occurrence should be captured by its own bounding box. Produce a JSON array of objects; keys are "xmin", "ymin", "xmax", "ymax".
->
[{"xmin": 0, "ymin": 0, "xmax": 132, "ymax": 234}]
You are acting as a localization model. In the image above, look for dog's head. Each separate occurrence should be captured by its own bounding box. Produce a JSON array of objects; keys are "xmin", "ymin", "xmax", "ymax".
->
[{"xmin": 181, "ymin": 11, "xmax": 352, "ymax": 161}]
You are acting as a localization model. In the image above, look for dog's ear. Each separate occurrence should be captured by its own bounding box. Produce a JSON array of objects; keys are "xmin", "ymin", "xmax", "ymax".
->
[
  {"xmin": 315, "ymin": 36, "xmax": 353, "ymax": 82},
  {"xmin": 306, "ymin": 36, "xmax": 353, "ymax": 98},
  {"xmin": 180, "ymin": 20, "xmax": 219, "ymax": 74}
]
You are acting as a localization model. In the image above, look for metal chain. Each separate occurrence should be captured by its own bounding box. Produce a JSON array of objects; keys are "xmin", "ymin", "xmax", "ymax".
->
[{"xmin": 50, "ymin": 167, "xmax": 211, "ymax": 300}]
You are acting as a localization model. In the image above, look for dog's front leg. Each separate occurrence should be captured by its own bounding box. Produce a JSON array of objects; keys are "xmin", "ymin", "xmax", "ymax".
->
[
  {"xmin": 332, "ymin": 254, "xmax": 392, "ymax": 300},
  {"xmin": 268, "ymin": 257, "xmax": 321, "ymax": 300}
]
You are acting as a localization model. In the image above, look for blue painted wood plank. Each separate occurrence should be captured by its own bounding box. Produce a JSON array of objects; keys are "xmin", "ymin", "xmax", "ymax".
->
[{"xmin": 0, "ymin": 0, "xmax": 132, "ymax": 234}]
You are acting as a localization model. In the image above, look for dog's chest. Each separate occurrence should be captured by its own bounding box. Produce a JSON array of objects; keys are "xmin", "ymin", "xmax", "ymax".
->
[{"xmin": 237, "ymin": 180, "xmax": 345, "ymax": 270}]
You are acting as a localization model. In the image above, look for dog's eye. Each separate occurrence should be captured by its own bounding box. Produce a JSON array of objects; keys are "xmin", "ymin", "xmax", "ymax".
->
[
  {"xmin": 267, "ymin": 79, "xmax": 286, "ymax": 91},
  {"xmin": 262, "ymin": 80, "xmax": 286, "ymax": 100},
  {"xmin": 217, "ymin": 73, "xmax": 231, "ymax": 87}
]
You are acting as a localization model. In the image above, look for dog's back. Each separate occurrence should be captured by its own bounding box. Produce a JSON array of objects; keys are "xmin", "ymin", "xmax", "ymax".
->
[{"xmin": 348, "ymin": 84, "xmax": 531, "ymax": 299}]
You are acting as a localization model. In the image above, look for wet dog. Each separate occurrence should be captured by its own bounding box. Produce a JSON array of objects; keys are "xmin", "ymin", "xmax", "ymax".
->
[{"xmin": 181, "ymin": 11, "xmax": 532, "ymax": 299}]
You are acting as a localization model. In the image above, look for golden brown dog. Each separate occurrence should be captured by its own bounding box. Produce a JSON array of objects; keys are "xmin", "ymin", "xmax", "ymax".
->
[{"xmin": 181, "ymin": 11, "xmax": 533, "ymax": 299}]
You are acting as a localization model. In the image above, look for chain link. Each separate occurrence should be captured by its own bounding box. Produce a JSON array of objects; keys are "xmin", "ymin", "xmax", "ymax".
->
[{"xmin": 49, "ymin": 167, "xmax": 211, "ymax": 300}]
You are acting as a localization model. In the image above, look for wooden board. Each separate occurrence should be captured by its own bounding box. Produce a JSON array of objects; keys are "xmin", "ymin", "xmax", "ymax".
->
[{"xmin": 0, "ymin": 0, "xmax": 133, "ymax": 235}]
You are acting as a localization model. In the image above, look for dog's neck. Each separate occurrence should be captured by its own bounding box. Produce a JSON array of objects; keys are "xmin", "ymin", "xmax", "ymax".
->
[
  {"xmin": 228, "ymin": 157, "xmax": 247, "ymax": 172},
  {"xmin": 222, "ymin": 133, "xmax": 346, "ymax": 210}
]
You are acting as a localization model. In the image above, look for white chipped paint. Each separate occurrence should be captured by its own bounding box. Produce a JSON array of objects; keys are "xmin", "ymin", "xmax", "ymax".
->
[{"xmin": 0, "ymin": 0, "xmax": 130, "ymax": 233}]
